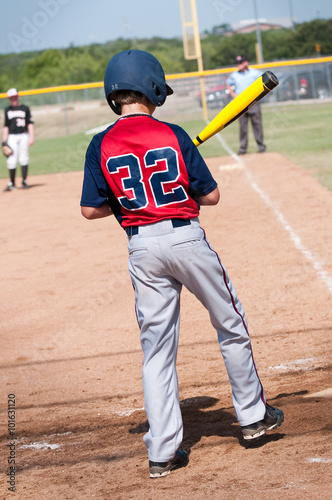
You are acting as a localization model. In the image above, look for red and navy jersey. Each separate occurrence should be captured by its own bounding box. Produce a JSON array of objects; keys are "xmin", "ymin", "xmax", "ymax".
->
[
  {"xmin": 80, "ymin": 114, "xmax": 217, "ymax": 228},
  {"xmin": 4, "ymin": 104, "xmax": 33, "ymax": 134}
]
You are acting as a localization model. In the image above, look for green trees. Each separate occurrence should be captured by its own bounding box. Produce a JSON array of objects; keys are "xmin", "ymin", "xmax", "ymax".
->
[
  {"xmin": 291, "ymin": 20, "xmax": 332, "ymax": 57},
  {"xmin": 0, "ymin": 19, "xmax": 331, "ymax": 92}
]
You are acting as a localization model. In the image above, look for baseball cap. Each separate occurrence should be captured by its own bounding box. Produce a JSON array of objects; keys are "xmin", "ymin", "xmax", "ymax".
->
[
  {"xmin": 236, "ymin": 55, "xmax": 248, "ymax": 64},
  {"xmin": 7, "ymin": 88, "xmax": 18, "ymax": 98}
]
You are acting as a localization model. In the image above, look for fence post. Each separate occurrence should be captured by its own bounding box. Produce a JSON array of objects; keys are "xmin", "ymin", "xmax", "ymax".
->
[
  {"xmin": 308, "ymin": 65, "xmax": 317, "ymax": 98},
  {"xmin": 325, "ymin": 63, "xmax": 332, "ymax": 96},
  {"xmin": 60, "ymin": 91, "xmax": 70, "ymax": 136}
]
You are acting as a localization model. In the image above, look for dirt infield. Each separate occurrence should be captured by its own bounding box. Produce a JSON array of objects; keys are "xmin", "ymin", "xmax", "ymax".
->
[{"xmin": 1, "ymin": 152, "xmax": 331, "ymax": 499}]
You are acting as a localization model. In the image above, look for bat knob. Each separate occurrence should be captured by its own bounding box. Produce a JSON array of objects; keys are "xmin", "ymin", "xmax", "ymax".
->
[{"xmin": 262, "ymin": 71, "xmax": 279, "ymax": 90}]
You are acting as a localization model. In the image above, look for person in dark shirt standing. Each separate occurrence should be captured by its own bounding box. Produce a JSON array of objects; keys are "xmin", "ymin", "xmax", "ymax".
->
[{"xmin": 2, "ymin": 88, "xmax": 34, "ymax": 191}]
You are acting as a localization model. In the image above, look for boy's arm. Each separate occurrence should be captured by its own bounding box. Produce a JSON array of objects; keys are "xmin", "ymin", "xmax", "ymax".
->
[
  {"xmin": 28, "ymin": 123, "xmax": 34, "ymax": 146},
  {"xmin": 3, "ymin": 126, "xmax": 9, "ymax": 143},
  {"xmin": 81, "ymin": 135, "xmax": 112, "ymax": 219},
  {"xmin": 197, "ymin": 187, "xmax": 220, "ymax": 206},
  {"xmin": 81, "ymin": 203, "xmax": 113, "ymax": 219}
]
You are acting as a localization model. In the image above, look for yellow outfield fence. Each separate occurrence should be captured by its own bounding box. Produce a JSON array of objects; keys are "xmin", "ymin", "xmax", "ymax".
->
[
  {"xmin": 1, "ymin": 56, "xmax": 331, "ymax": 138},
  {"xmin": 0, "ymin": 82, "xmax": 104, "ymax": 99},
  {"xmin": 1, "ymin": 56, "xmax": 332, "ymax": 100},
  {"xmin": 167, "ymin": 55, "xmax": 332, "ymax": 79}
]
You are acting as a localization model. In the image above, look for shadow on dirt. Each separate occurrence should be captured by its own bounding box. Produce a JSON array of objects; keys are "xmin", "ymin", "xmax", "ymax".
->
[{"xmin": 129, "ymin": 395, "xmax": 286, "ymax": 453}]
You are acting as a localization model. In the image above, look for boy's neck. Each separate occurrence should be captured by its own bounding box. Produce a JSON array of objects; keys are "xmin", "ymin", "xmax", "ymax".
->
[{"xmin": 121, "ymin": 101, "xmax": 156, "ymax": 116}]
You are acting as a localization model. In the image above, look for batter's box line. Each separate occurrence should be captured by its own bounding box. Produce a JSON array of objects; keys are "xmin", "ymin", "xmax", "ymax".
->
[
  {"xmin": 246, "ymin": 169, "xmax": 332, "ymax": 295},
  {"xmin": 212, "ymin": 128, "xmax": 332, "ymax": 295}
]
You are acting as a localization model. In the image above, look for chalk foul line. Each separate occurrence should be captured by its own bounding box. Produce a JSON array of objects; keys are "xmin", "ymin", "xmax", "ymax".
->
[{"xmin": 214, "ymin": 131, "xmax": 332, "ymax": 295}]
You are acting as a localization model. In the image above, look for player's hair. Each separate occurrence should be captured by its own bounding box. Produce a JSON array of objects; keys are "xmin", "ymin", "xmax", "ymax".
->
[{"xmin": 110, "ymin": 90, "xmax": 146, "ymax": 108}]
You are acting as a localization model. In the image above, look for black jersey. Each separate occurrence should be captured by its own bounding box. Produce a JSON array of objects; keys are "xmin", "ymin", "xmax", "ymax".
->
[{"xmin": 4, "ymin": 104, "xmax": 33, "ymax": 134}]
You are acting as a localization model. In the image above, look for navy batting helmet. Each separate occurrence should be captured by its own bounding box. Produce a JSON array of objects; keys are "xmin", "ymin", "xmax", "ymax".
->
[{"xmin": 104, "ymin": 49, "xmax": 173, "ymax": 115}]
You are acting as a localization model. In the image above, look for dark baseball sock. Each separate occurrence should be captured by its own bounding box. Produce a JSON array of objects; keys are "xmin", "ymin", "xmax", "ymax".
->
[
  {"xmin": 21, "ymin": 165, "xmax": 28, "ymax": 181},
  {"xmin": 9, "ymin": 169, "xmax": 16, "ymax": 185}
]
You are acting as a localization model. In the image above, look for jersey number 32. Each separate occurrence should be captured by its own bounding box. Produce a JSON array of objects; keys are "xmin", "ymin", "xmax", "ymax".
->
[{"xmin": 106, "ymin": 147, "xmax": 188, "ymax": 211}]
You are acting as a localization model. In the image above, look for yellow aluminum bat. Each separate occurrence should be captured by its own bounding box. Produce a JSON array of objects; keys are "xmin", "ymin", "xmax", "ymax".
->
[{"xmin": 193, "ymin": 71, "xmax": 279, "ymax": 146}]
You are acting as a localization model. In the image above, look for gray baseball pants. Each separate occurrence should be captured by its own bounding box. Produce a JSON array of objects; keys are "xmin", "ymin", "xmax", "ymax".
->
[
  {"xmin": 239, "ymin": 104, "xmax": 265, "ymax": 153},
  {"xmin": 127, "ymin": 217, "xmax": 266, "ymax": 462}
]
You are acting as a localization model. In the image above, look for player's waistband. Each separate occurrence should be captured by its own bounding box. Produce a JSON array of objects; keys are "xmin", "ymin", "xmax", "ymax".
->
[{"xmin": 125, "ymin": 217, "xmax": 199, "ymax": 237}]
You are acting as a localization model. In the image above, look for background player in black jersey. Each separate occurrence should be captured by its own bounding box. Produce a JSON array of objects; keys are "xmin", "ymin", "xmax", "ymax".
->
[{"xmin": 2, "ymin": 88, "xmax": 34, "ymax": 191}]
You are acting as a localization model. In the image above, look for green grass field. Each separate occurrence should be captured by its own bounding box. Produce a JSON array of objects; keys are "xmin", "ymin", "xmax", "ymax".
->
[
  {"xmin": 182, "ymin": 102, "xmax": 332, "ymax": 191},
  {"xmin": 1, "ymin": 101, "xmax": 331, "ymax": 190}
]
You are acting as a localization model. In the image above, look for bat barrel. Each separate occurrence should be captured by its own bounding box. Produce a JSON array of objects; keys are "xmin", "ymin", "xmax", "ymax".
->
[{"xmin": 193, "ymin": 70, "xmax": 279, "ymax": 147}]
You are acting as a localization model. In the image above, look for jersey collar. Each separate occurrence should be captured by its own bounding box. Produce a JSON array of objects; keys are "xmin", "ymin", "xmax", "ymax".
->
[{"xmin": 119, "ymin": 112, "xmax": 151, "ymax": 120}]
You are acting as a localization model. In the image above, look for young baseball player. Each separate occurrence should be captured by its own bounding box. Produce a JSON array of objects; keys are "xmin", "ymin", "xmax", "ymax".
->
[
  {"xmin": 2, "ymin": 88, "xmax": 34, "ymax": 191},
  {"xmin": 80, "ymin": 50, "xmax": 284, "ymax": 478}
]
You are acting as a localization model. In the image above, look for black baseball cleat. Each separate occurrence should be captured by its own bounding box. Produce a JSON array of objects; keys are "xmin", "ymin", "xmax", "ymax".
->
[
  {"xmin": 22, "ymin": 180, "xmax": 29, "ymax": 189},
  {"xmin": 149, "ymin": 449, "xmax": 189, "ymax": 478},
  {"xmin": 4, "ymin": 182, "xmax": 16, "ymax": 192},
  {"xmin": 241, "ymin": 403, "xmax": 284, "ymax": 440}
]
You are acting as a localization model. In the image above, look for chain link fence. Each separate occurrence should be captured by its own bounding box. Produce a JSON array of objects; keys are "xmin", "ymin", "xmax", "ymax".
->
[{"xmin": 1, "ymin": 58, "xmax": 331, "ymax": 139}]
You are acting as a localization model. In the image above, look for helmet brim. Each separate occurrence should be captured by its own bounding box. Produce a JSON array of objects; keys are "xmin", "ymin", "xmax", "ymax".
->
[{"xmin": 166, "ymin": 83, "xmax": 173, "ymax": 96}]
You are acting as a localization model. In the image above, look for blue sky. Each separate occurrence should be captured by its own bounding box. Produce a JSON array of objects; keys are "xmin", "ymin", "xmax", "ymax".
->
[{"xmin": 1, "ymin": 0, "xmax": 331, "ymax": 54}]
